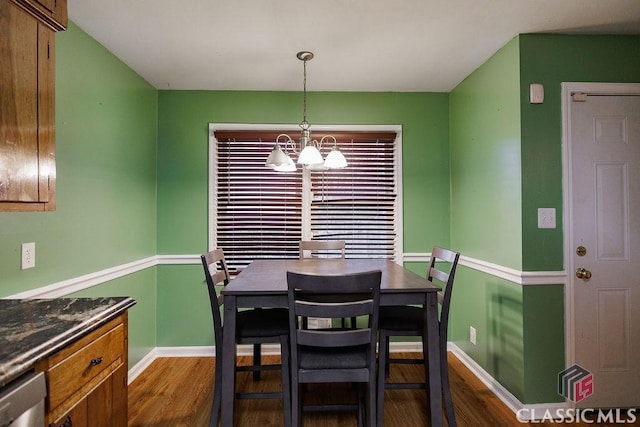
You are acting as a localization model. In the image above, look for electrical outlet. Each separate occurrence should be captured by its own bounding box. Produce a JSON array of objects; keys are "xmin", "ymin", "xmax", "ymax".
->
[
  {"xmin": 469, "ymin": 326, "xmax": 477, "ymax": 345},
  {"xmin": 21, "ymin": 242, "xmax": 36, "ymax": 270}
]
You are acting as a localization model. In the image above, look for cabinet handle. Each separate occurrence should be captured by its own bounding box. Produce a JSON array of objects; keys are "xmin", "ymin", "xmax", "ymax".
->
[{"xmin": 90, "ymin": 356, "xmax": 103, "ymax": 367}]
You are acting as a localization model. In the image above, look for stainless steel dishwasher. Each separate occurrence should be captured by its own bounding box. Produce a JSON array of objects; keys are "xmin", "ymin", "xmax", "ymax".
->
[{"xmin": 0, "ymin": 372, "xmax": 46, "ymax": 427}]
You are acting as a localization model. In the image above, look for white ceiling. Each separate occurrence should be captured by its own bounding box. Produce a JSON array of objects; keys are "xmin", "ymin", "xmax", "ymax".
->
[{"xmin": 69, "ymin": 0, "xmax": 640, "ymax": 92}]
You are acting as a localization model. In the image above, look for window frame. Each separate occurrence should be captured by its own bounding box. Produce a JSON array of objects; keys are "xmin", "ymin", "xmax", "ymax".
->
[{"xmin": 208, "ymin": 123, "xmax": 404, "ymax": 266}]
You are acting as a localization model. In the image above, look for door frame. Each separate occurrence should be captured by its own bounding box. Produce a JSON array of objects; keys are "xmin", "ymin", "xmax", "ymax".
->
[{"xmin": 561, "ymin": 82, "xmax": 640, "ymax": 405}]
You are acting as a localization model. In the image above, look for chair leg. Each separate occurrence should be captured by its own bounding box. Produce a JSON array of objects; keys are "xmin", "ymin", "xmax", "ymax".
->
[
  {"xmin": 291, "ymin": 380, "xmax": 301, "ymax": 427},
  {"xmin": 421, "ymin": 331, "xmax": 433, "ymax": 422},
  {"xmin": 377, "ymin": 330, "xmax": 389, "ymax": 427},
  {"xmin": 253, "ymin": 343, "xmax": 261, "ymax": 381},
  {"xmin": 384, "ymin": 336, "xmax": 391, "ymax": 378},
  {"xmin": 358, "ymin": 385, "xmax": 365, "ymax": 427},
  {"xmin": 280, "ymin": 335, "xmax": 292, "ymax": 427},
  {"xmin": 210, "ymin": 349, "xmax": 223, "ymax": 427},
  {"xmin": 367, "ymin": 376, "xmax": 376, "ymax": 427},
  {"xmin": 440, "ymin": 349, "xmax": 456, "ymax": 427}
]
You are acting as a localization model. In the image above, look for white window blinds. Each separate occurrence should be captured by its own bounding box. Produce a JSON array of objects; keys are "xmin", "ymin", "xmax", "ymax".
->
[
  {"xmin": 215, "ymin": 135, "xmax": 302, "ymax": 270},
  {"xmin": 309, "ymin": 137, "xmax": 397, "ymax": 259},
  {"xmin": 213, "ymin": 130, "xmax": 398, "ymax": 271}
]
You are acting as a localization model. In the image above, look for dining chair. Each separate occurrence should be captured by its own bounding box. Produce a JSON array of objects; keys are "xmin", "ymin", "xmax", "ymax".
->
[
  {"xmin": 298, "ymin": 240, "xmax": 355, "ymax": 329},
  {"xmin": 376, "ymin": 246, "xmax": 460, "ymax": 427},
  {"xmin": 287, "ymin": 269, "xmax": 382, "ymax": 427},
  {"xmin": 299, "ymin": 239, "xmax": 346, "ymax": 259},
  {"xmin": 201, "ymin": 249, "xmax": 291, "ymax": 427}
]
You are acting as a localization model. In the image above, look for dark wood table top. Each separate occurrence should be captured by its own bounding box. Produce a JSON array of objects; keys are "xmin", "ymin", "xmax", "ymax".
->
[{"xmin": 223, "ymin": 258, "xmax": 438, "ymax": 295}]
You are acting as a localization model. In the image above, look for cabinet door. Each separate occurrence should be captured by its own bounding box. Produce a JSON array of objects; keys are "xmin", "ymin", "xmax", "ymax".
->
[
  {"xmin": 0, "ymin": 2, "xmax": 39, "ymax": 203},
  {"xmin": 50, "ymin": 398, "xmax": 88, "ymax": 427},
  {"xmin": 87, "ymin": 365, "xmax": 128, "ymax": 427},
  {"xmin": 0, "ymin": 0, "xmax": 56, "ymax": 211}
]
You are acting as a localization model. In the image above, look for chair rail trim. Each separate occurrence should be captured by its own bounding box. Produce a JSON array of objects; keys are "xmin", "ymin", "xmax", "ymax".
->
[{"xmin": 4, "ymin": 253, "xmax": 566, "ymax": 300}]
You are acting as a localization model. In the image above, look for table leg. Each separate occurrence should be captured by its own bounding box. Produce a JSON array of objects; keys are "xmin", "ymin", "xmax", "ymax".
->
[
  {"xmin": 221, "ymin": 295, "xmax": 237, "ymax": 426},
  {"xmin": 425, "ymin": 292, "xmax": 443, "ymax": 427}
]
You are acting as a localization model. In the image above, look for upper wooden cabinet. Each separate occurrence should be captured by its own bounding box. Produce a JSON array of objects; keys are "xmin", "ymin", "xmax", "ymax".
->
[
  {"xmin": 10, "ymin": 0, "xmax": 67, "ymax": 31},
  {"xmin": 0, "ymin": 0, "xmax": 66, "ymax": 212}
]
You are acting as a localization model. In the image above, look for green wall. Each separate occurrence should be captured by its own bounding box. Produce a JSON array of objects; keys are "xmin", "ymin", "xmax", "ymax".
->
[
  {"xmin": 449, "ymin": 34, "xmax": 640, "ymax": 404},
  {"xmin": 519, "ymin": 34, "xmax": 640, "ymax": 271},
  {"xmin": 156, "ymin": 91, "xmax": 450, "ymax": 255},
  {"xmin": 0, "ymin": 22, "xmax": 159, "ymax": 367},
  {"xmin": 517, "ymin": 34, "xmax": 640, "ymax": 403},
  {"xmin": 449, "ymin": 38, "xmax": 527, "ymax": 400},
  {"xmin": 450, "ymin": 38, "xmax": 522, "ymax": 269},
  {"xmin": 155, "ymin": 90, "xmax": 451, "ymax": 345}
]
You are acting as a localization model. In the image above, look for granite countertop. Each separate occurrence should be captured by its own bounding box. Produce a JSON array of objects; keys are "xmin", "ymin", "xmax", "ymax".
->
[{"xmin": 0, "ymin": 296, "xmax": 136, "ymax": 387}]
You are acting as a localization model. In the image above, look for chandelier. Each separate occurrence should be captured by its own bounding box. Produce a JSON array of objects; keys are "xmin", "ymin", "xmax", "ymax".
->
[{"xmin": 265, "ymin": 51, "xmax": 347, "ymax": 172}]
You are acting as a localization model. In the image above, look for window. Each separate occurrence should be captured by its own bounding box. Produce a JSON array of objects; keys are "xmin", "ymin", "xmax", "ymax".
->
[{"xmin": 210, "ymin": 125, "xmax": 401, "ymax": 271}]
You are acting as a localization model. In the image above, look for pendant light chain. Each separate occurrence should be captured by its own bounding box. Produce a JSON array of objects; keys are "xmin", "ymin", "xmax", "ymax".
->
[
  {"xmin": 265, "ymin": 51, "xmax": 347, "ymax": 170},
  {"xmin": 302, "ymin": 57, "xmax": 308, "ymax": 126}
]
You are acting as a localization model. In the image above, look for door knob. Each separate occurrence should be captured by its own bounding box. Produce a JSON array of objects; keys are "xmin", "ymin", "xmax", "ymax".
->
[{"xmin": 576, "ymin": 268, "xmax": 592, "ymax": 280}]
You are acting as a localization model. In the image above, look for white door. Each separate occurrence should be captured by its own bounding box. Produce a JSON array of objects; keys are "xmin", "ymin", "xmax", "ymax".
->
[{"xmin": 569, "ymin": 91, "xmax": 640, "ymax": 408}]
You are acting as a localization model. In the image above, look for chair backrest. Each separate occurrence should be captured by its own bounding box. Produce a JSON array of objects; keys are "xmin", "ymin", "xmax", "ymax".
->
[
  {"xmin": 299, "ymin": 240, "xmax": 346, "ymax": 259},
  {"xmin": 427, "ymin": 246, "xmax": 460, "ymax": 339},
  {"xmin": 201, "ymin": 248, "xmax": 231, "ymax": 347},
  {"xmin": 287, "ymin": 270, "xmax": 381, "ymax": 351}
]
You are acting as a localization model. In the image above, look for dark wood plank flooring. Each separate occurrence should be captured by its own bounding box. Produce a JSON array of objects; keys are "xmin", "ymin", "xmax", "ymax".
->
[{"xmin": 127, "ymin": 352, "xmax": 628, "ymax": 426}]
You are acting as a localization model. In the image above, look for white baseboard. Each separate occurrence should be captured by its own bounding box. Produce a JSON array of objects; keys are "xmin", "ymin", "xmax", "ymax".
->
[
  {"xmin": 127, "ymin": 344, "xmax": 284, "ymax": 384},
  {"xmin": 447, "ymin": 343, "xmax": 568, "ymax": 421},
  {"xmin": 127, "ymin": 342, "xmax": 421, "ymax": 384},
  {"xmin": 127, "ymin": 348, "xmax": 160, "ymax": 384}
]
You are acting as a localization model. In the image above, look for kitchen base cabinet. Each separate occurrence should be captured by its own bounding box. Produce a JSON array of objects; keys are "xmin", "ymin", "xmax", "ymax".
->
[{"xmin": 36, "ymin": 314, "xmax": 129, "ymax": 427}]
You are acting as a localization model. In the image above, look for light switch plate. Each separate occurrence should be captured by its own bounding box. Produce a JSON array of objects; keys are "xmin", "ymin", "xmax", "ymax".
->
[
  {"xmin": 537, "ymin": 208, "xmax": 556, "ymax": 229},
  {"xmin": 530, "ymin": 83, "xmax": 544, "ymax": 104}
]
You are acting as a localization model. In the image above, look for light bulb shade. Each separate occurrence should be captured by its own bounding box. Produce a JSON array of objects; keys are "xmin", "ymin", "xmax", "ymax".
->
[
  {"xmin": 324, "ymin": 148, "xmax": 348, "ymax": 168},
  {"xmin": 297, "ymin": 144, "xmax": 324, "ymax": 165},
  {"xmin": 273, "ymin": 154, "xmax": 297, "ymax": 172},
  {"xmin": 265, "ymin": 144, "xmax": 289, "ymax": 167}
]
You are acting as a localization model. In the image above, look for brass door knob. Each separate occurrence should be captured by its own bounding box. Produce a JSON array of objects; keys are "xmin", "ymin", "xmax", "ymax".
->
[{"xmin": 576, "ymin": 268, "xmax": 592, "ymax": 280}]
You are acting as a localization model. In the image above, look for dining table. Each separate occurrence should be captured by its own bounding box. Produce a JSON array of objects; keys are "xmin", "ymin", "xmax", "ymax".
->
[{"xmin": 220, "ymin": 258, "xmax": 443, "ymax": 427}]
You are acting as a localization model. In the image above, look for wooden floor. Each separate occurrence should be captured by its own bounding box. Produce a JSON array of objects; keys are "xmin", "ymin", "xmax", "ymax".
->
[{"xmin": 127, "ymin": 353, "xmax": 626, "ymax": 426}]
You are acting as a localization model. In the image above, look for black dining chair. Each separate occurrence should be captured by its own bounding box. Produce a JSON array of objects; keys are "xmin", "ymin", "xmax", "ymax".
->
[
  {"xmin": 287, "ymin": 269, "xmax": 382, "ymax": 427},
  {"xmin": 298, "ymin": 240, "xmax": 356, "ymax": 329},
  {"xmin": 201, "ymin": 249, "xmax": 291, "ymax": 427},
  {"xmin": 376, "ymin": 246, "xmax": 460, "ymax": 426}
]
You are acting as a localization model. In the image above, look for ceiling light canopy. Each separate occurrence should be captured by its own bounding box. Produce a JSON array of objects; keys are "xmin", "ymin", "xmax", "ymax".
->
[{"xmin": 265, "ymin": 51, "xmax": 347, "ymax": 172}]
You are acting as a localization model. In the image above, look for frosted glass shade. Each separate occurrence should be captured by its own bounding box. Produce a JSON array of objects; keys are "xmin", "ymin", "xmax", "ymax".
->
[
  {"xmin": 324, "ymin": 148, "xmax": 348, "ymax": 168},
  {"xmin": 297, "ymin": 145, "xmax": 323, "ymax": 165},
  {"xmin": 265, "ymin": 144, "xmax": 289, "ymax": 167},
  {"xmin": 273, "ymin": 155, "xmax": 297, "ymax": 172}
]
